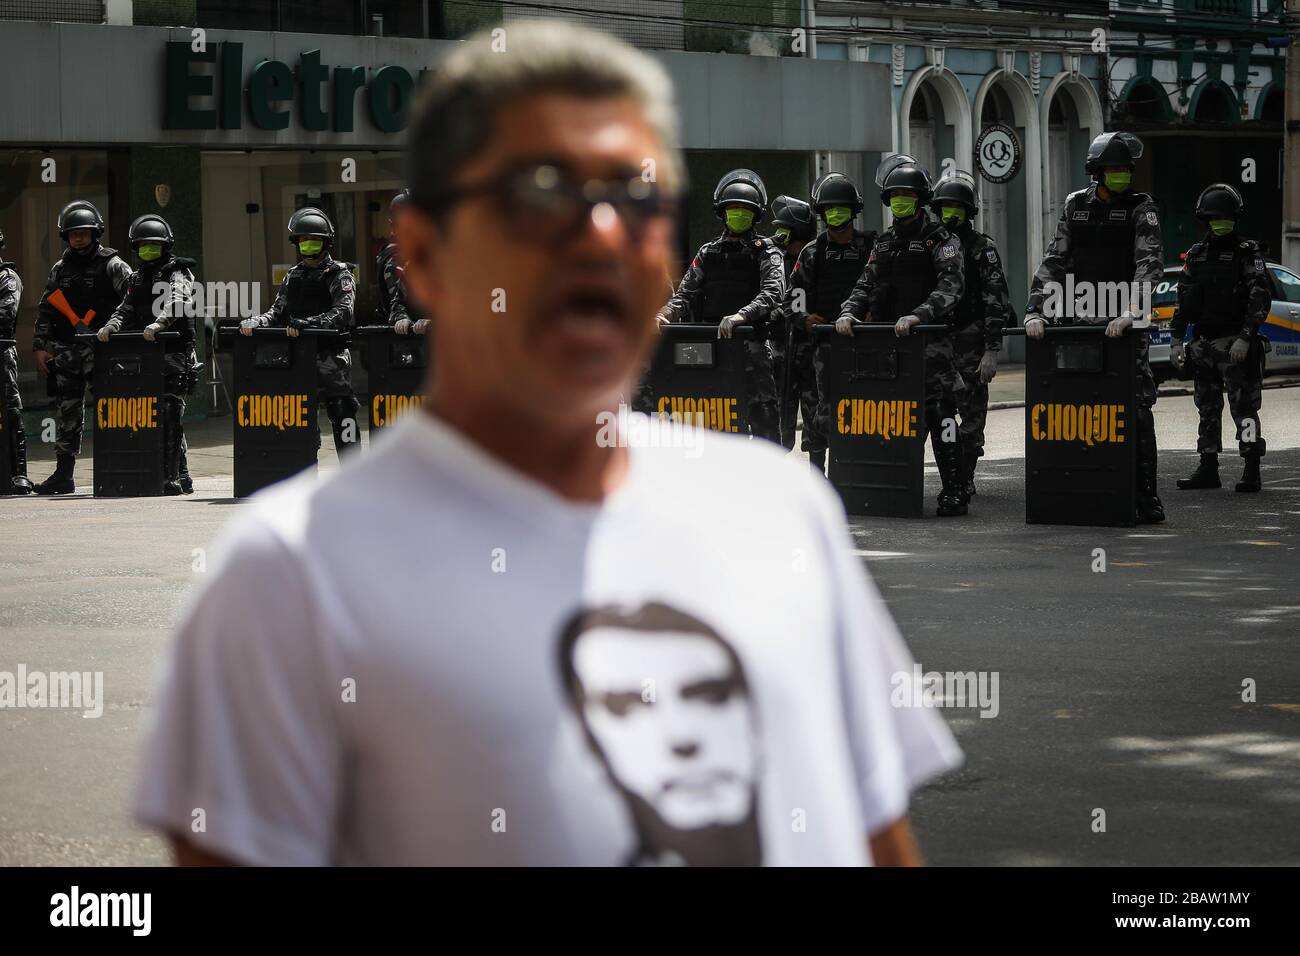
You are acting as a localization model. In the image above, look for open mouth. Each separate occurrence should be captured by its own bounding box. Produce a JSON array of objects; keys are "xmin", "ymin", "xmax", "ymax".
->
[{"xmin": 548, "ymin": 285, "xmax": 633, "ymax": 352}]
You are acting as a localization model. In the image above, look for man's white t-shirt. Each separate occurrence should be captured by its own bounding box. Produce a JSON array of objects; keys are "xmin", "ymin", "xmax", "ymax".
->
[{"xmin": 135, "ymin": 411, "xmax": 961, "ymax": 866}]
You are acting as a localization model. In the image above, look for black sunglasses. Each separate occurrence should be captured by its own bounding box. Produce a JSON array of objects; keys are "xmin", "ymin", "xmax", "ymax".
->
[{"xmin": 415, "ymin": 163, "xmax": 679, "ymax": 242}]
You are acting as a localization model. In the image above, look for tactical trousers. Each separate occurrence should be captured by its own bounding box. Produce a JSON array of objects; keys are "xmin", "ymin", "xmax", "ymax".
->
[
  {"xmin": 743, "ymin": 339, "xmax": 780, "ymax": 445},
  {"xmin": 775, "ymin": 338, "xmax": 825, "ymax": 454},
  {"xmin": 162, "ymin": 348, "xmax": 200, "ymax": 481},
  {"xmin": 2, "ymin": 346, "xmax": 21, "ymax": 413},
  {"xmin": 1188, "ymin": 335, "xmax": 1265, "ymax": 458},
  {"xmin": 953, "ymin": 328, "xmax": 990, "ymax": 467},
  {"xmin": 317, "ymin": 348, "xmax": 361, "ymax": 454},
  {"xmin": 46, "ymin": 340, "xmax": 94, "ymax": 457}
]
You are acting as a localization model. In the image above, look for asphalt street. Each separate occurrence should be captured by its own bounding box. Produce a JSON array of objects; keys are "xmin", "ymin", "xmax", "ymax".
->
[{"xmin": 1, "ymin": 385, "xmax": 1297, "ymax": 865}]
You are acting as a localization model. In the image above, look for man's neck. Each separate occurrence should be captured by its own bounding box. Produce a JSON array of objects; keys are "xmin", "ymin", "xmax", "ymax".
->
[
  {"xmin": 828, "ymin": 226, "xmax": 854, "ymax": 244},
  {"xmin": 425, "ymin": 382, "xmax": 628, "ymax": 503}
]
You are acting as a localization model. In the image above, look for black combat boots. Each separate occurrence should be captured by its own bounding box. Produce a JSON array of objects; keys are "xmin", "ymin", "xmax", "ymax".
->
[
  {"xmin": 1136, "ymin": 455, "xmax": 1165, "ymax": 524},
  {"xmin": 935, "ymin": 439, "xmax": 968, "ymax": 517},
  {"xmin": 809, "ymin": 447, "xmax": 826, "ymax": 476},
  {"xmin": 1236, "ymin": 456, "xmax": 1261, "ymax": 493},
  {"xmin": 34, "ymin": 452, "xmax": 76, "ymax": 495},
  {"xmin": 8, "ymin": 410, "xmax": 33, "ymax": 494},
  {"xmin": 1176, "ymin": 452, "xmax": 1220, "ymax": 490}
]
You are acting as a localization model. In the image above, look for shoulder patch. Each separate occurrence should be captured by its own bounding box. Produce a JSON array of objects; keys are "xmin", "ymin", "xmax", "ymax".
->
[
  {"xmin": 985, "ymin": 248, "xmax": 999, "ymax": 264},
  {"xmin": 1145, "ymin": 211, "xmax": 1158, "ymax": 226}
]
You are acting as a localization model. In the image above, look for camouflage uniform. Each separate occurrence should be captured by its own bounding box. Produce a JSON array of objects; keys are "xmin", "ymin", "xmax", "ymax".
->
[
  {"xmin": 102, "ymin": 255, "xmax": 200, "ymax": 486},
  {"xmin": 774, "ymin": 230, "xmax": 874, "ymax": 454},
  {"xmin": 376, "ymin": 241, "xmax": 425, "ymax": 327},
  {"xmin": 948, "ymin": 223, "xmax": 1012, "ymax": 471},
  {"xmin": 251, "ymin": 255, "xmax": 360, "ymax": 454},
  {"xmin": 1026, "ymin": 182, "xmax": 1165, "ymax": 511},
  {"xmin": 1174, "ymin": 233, "xmax": 1271, "ymax": 458},
  {"xmin": 658, "ymin": 230, "xmax": 786, "ymax": 443},
  {"xmin": 33, "ymin": 245, "xmax": 132, "ymax": 457},
  {"xmin": 839, "ymin": 210, "xmax": 966, "ymax": 429}
]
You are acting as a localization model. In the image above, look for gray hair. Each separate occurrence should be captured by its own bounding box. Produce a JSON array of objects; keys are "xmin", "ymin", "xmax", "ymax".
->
[{"xmin": 406, "ymin": 20, "xmax": 684, "ymax": 206}]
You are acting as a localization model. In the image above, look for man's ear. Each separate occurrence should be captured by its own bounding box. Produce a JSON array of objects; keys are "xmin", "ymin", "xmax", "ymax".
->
[{"xmin": 395, "ymin": 208, "xmax": 441, "ymax": 316}]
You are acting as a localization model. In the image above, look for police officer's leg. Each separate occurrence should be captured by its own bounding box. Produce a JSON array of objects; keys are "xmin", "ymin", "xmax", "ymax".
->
[
  {"xmin": 4, "ymin": 346, "xmax": 32, "ymax": 494},
  {"xmin": 798, "ymin": 342, "xmax": 826, "ymax": 473},
  {"xmin": 1134, "ymin": 335, "xmax": 1164, "ymax": 522},
  {"xmin": 160, "ymin": 353, "xmax": 189, "ymax": 495},
  {"xmin": 319, "ymin": 348, "xmax": 361, "ymax": 457},
  {"xmin": 743, "ymin": 338, "xmax": 780, "ymax": 445},
  {"xmin": 771, "ymin": 344, "xmax": 795, "ymax": 451},
  {"xmin": 1178, "ymin": 339, "xmax": 1224, "ymax": 489},
  {"xmin": 926, "ymin": 340, "xmax": 966, "ymax": 517},
  {"xmin": 809, "ymin": 341, "xmax": 833, "ymax": 474},
  {"xmin": 35, "ymin": 341, "xmax": 89, "ymax": 494},
  {"xmin": 1226, "ymin": 342, "xmax": 1264, "ymax": 493}
]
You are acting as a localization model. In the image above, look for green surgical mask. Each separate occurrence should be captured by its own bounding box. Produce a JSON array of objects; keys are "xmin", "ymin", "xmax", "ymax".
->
[
  {"xmin": 889, "ymin": 195, "xmax": 918, "ymax": 219},
  {"xmin": 1209, "ymin": 219, "xmax": 1235, "ymax": 237},
  {"xmin": 298, "ymin": 238, "xmax": 324, "ymax": 257},
  {"xmin": 824, "ymin": 206, "xmax": 853, "ymax": 228},
  {"xmin": 773, "ymin": 226, "xmax": 791, "ymax": 244},
  {"xmin": 1103, "ymin": 171, "xmax": 1132, "ymax": 194},
  {"xmin": 724, "ymin": 208, "xmax": 754, "ymax": 234},
  {"xmin": 137, "ymin": 243, "xmax": 163, "ymax": 262},
  {"xmin": 940, "ymin": 206, "xmax": 966, "ymax": 227}
]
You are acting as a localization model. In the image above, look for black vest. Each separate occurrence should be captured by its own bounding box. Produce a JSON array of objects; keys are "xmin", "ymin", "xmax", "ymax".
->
[
  {"xmin": 123, "ymin": 257, "xmax": 196, "ymax": 347},
  {"xmin": 698, "ymin": 237, "xmax": 761, "ymax": 322},
  {"xmin": 1067, "ymin": 189, "xmax": 1148, "ymax": 288},
  {"xmin": 49, "ymin": 246, "xmax": 124, "ymax": 342},
  {"xmin": 285, "ymin": 261, "xmax": 341, "ymax": 322},
  {"xmin": 1186, "ymin": 236, "xmax": 1250, "ymax": 336},
  {"xmin": 809, "ymin": 231, "xmax": 873, "ymax": 318},
  {"xmin": 872, "ymin": 217, "xmax": 947, "ymax": 323}
]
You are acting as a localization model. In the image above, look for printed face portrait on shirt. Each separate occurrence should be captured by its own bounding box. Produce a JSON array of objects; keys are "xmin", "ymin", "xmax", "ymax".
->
[{"xmin": 559, "ymin": 602, "xmax": 762, "ymax": 866}]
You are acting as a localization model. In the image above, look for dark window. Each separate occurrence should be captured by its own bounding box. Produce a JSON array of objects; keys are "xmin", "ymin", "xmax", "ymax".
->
[
  {"xmin": 281, "ymin": 0, "xmax": 360, "ymax": 35},
  {"xmin": 197, "ymin": 0, "xmax": 277, "ymax": 30}
]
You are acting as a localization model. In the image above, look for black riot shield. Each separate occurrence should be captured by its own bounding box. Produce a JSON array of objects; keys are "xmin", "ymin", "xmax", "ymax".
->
[
  {"xmin": 816, "ymin": 324, "xmax": 935, "ymax": 517},
  {"xmin": 641, "ymin": 324, "xmax": 751, "ymax": 435},
  {"xmin": 1020, "ymin": 325, "xmax": 1139, "ymax": 527},
  {"xmin": 224, "ymin": 328, "xmax": 329, "ymax": 498},
  {"xmin": 356, "ymin": 325, "xmax": 426, "ymax": 434},
  {"xmin": 82, "ymin": 332, "xmax": 170, "ymax": 497},
  {"xmin": 0, "ymin": 339, "xmax": 13, "ymax": 490}
]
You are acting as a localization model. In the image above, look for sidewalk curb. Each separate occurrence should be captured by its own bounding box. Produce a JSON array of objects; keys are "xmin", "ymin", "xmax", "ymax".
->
[{"xmin": 987, "ymin": 376, "xmax": 1300, "ymax": 412}]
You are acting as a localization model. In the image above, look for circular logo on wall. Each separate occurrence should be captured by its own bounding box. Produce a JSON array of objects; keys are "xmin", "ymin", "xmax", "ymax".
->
[{"xmin": 975, "ymin": 124, "xmax": 1021, "ymax": 184}]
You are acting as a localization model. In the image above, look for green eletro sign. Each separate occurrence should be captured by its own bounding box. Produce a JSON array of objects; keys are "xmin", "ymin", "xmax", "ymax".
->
[{"xmin": 164, "ymin": 42, "xmax": 424, "ymax": 133}]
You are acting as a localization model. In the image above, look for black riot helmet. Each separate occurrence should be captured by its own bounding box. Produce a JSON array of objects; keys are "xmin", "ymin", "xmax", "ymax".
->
[
  {"xmin": 389, "ymin": 189, "xmax": 411, "ymax": 216},
  {"xmin": 713, "ymin": 169, "xmax": 768, "ymax": 223},
  {"xmin": 128, "ymin": 214, "xmax": 175, "ymax": 249},
  {"xmin": 287, "ymin": 206, "xmax": 335, "ymax": 245},
  {"xmin": 769, "ymin": 195, "xmax": 817, "ymax": 245},
  {"xmin": 0, "ymin": 227, "xmax": 5, "ymax": 249},
  {"xmin": 58, "ymin": 200, "xmax": 105, "ymax": 240},
  {"xmin": 1084, "ymin": 132, "xmax": 1143, "ymax": 176},
  {"xmin": 1194, "ymin": 183, "xmax": 1244, "ymax": 221},
  {"xmin": 876, "ymin": 154, "xmax": 933, "ymax": 205},
  {"xmin": 930, "ymin": 170, "xmax": 980, "ymax": 217},
  {"xmin": 811, "ymin": 172, "xmax": 864, "ymax": 215}
]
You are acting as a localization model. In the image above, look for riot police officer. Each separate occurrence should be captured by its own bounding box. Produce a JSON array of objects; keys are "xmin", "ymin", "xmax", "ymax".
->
[
  {"xmin": 0, "ymin": 228, "xmax": 32, "ymax": 493},
  {"xmin": 769, "ymin": 194, "xmax": 818, "ymax": 451},
  {"xmin": 1172, "ymin": 183, "xmax": 1271, "ymax": 494},
  {"xmin": 658, "ymin": 169, "xmax": 785, "ymax": 443},
  {"xmin": 777, "ymin": 173, "xmax": 876, "ymax": 473},
  {"xmin": 837, "ymin": 156, "xmax": 968, "ymax": 516},
  {"xmin": 1024, "ymin": 132, "xmax": 1166, "ymax": 523},
  {"xmin": 241, "ymin": 207, "xmax": 361, "ymax": 457},
  {"xmin": 929, "ymin": 170, "xmax": 1012, "ymax": 498},
  {"xmin": 97, "ymin": 214, "xmax": 199, "ymax": 495},
  {"xmin": 32, "ymin": 200, "xmax": 132, "ymax": 494},
  {"xmin": 377, "ymin": 190, "xmax": 428, "ymax": 337}
]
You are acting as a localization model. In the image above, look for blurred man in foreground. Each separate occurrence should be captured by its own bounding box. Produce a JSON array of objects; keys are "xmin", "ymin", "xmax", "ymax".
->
[{"xmin": 136, "ymin": 21, "xmax": 960, "ymax": 866}]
